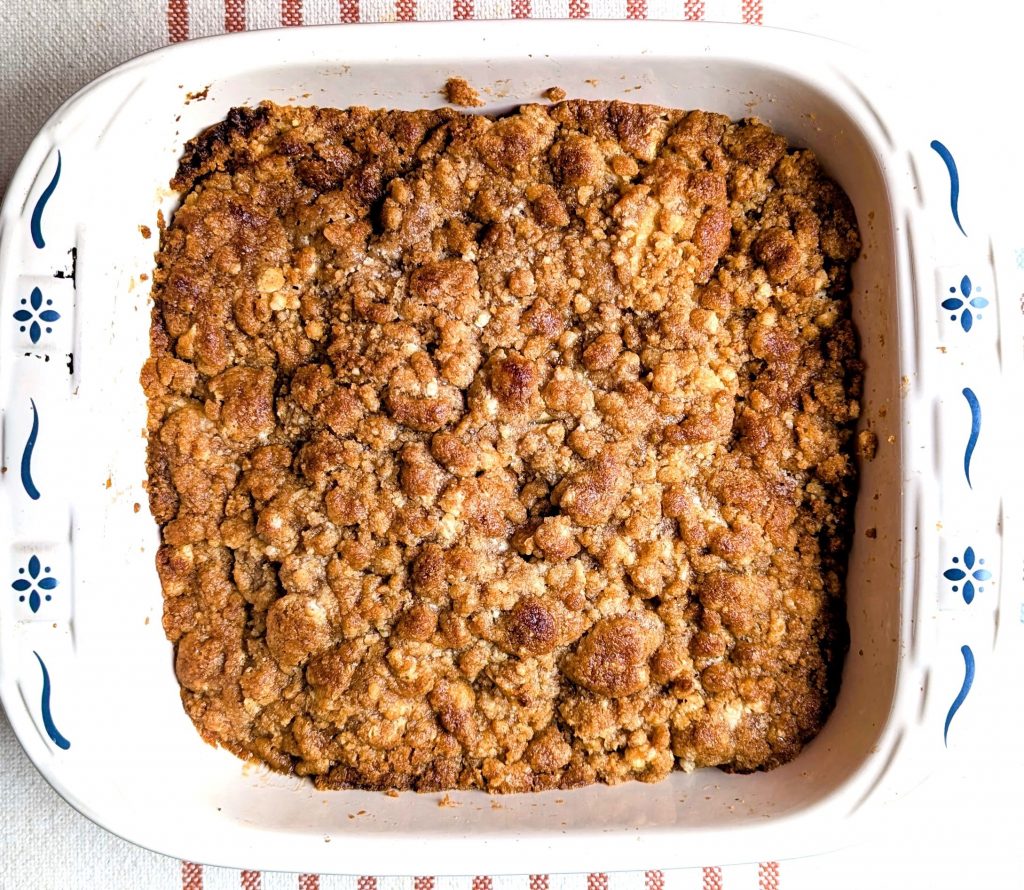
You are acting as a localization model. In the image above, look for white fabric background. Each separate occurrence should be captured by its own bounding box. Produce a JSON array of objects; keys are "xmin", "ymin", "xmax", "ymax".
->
[{"xmin": 2, "ymin": 1, "xmax": 1024, "ymax": 887}]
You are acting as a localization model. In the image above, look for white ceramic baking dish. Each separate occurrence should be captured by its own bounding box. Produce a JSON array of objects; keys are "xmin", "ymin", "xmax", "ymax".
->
[{"xmin": 1, "ymin": 19, "xmax": 1019, "ymax": 874}]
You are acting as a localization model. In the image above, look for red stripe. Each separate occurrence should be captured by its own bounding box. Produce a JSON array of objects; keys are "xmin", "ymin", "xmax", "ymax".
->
[
  {"xmin": 645, "ymin": 872, "xmax": 665, "ymax": 890},
  {"xmin": 626, "ymin": 0, "xmax": 647, "ymax": 17},
  {"xmin": 281, "ymin": 0, "xmax": 302, "ymax": 25},
  {"xmin": 240, "ymin": 872, "xmax": 262, "ymax": 890},
  {"xmin": 472, "ymin": 879, "xmax": 493, "ymax": 890},
  {"xmin": 167, "ymin": 0, "xmax": 188, "ymax": 42},
  {"xmin": 299, "ymin": 878, "xmax": 320, "ymax": 890},
  {"xmin": 225, "ymin": 0, "xmax": 246, "ymax": 31},
  {"xmin": 568, "ymin": 0, "xmax": 589, "ymax": 17},
  {"xmin": 742, "ymin": 0, "xmax": 764, "ymax": 25},
  {"xmin": 702, "ymin": 867, "xmax": 723, "ymax": 890},
  {"xmin": 453, "ymin": 0, "xmax": 474, "ymax": 19},
  {"xmin": 414, "ymin": 880, "xmax": 436, "ymax": 890},
  {"xmin": 684, "ymin": 0, "xmax": 705, "ymax": 20},
  {"xmin": 759, "ymin": 862, "xmax": 780, "ymax": 890},
  {"xmin": 511, "ymin": 0, "xmax": 530, "ymax": 17},
  {"xmin": 339, "ymin": 0, "xmax": 360, "ymax": 22},
  {"xmin": 587, "ymin": 876, "xmax": 608, "ymax": 890},
  {"xmin": 529, "ymin": 877, "xmax": 550, "ymax": 890},
  {"xmin": 396, "ymin": 0, "xmax": 416, "ymax": 20},
  {"xmin": 358, "ymin": 879, "xmax": 378, "ymax": 890},
  {"xmin": 182, "ymin": 862, "xmax": 203, "ymax": 890}
]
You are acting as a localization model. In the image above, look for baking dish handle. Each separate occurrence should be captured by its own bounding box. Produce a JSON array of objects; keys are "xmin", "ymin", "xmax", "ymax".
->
[
  {"xmin": 911, "ymin": 138, "xmax": 1023, "ymax": 764},
  {"xmin": 0, "ymin": 140, "xmax": 79, "ymax": 762}
]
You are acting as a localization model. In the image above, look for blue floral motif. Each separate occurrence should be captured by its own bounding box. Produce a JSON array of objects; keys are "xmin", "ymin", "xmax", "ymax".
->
[
  {"xmin": 942, "ymin": 275, "xmax": 988, "ymax": 333},
  {"xmin": 937, "ymin": 272, "xmax": 987, "ymax": 331},
  {"xmin": 13, "ymin": 287, "xmax": 60, "ymax": 344},
  {"xmin": 12, "ymin": 555, "xmax": 58, "ymax": 614},
  {"xmin": 943, "ymin": 546, "xmax": 992, "ymax": 605}
]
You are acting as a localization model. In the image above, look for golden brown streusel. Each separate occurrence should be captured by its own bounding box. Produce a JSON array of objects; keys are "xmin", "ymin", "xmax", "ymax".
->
[{"xmin": 144, "ymin": 99, "xmax": 861, "ymax": 792}]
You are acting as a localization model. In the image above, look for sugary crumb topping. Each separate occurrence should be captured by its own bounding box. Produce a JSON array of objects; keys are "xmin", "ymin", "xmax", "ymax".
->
[{"xmin": 144, "ymin": 99, "xmax": 860, "ymax": 792}]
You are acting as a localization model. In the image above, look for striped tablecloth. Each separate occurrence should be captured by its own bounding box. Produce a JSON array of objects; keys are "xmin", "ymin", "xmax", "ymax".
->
[
  {"xmin": 179, "ymin": 868, "xmax": 778, "ymax": 890},
  {"xmin": 164, "ymin": 0, "xmax": 763, "ymax": 41},
  {"xmin": 2, "ymin": 2, "xmax": 1022, "ymax": 888}
]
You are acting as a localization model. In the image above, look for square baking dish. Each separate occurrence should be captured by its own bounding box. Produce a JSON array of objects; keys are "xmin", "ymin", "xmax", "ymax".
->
[{"xmin": 0, "ymin": 20, "xmax": 1016, "ymax": 874}]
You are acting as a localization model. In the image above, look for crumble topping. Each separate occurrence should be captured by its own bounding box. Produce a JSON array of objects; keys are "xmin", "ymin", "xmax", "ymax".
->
[{"xmin": 144, "ymin": 99, "xmax": 861, "ymax": 792}]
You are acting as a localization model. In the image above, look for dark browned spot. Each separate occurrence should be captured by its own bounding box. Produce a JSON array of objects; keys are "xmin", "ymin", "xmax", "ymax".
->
[{"xmin": 503, "ymin": 597, "xmax": 558, "ymax": 655}]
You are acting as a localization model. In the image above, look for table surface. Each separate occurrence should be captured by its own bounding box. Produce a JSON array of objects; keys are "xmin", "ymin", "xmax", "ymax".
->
[{"xmin": 3, "ymin": 1, "xmax": 1023, "ymax": 888}]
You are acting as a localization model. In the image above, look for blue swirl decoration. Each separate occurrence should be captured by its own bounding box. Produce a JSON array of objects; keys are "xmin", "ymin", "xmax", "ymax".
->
[
  {"xmin": 33, "ymin": 651, "xmax": 71, "ymax": 750},
  {"xmin": 30, "ymin": 151, "xmax": 61, "ymax": 250},
  {"xmin": 961, "ymin": 388, "xmax": 981, "ymax": 489},
  {"xmin": 20, "ymin": 399, "xmax": 40, "ymax": 501},
  {"xmin": 944, "ymin": 644, "xmax": 975, "ymax": 747},
  {"xmin": 930, "ymin": 140, "xmax": 965, "ymax": 237}
]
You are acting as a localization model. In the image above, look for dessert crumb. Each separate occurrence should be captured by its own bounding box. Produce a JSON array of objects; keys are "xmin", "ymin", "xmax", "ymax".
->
[
  {"xmin": 139, "ymin": 224, "xmax": 152, "ymax": 239},
  {"xmin": 443, "ymin": 77, "xmax": 484, "ymax": 107},
  {"xmin": 857, "ymin": 430, "xmax": 878, "ymax": 461},
  {"xmin": 544, "ymin": 86, "xmax": 567, "ymax": 102},
  {"xmin": 864, "ymin": 527, "xmax": 877, "ymax": 539}
]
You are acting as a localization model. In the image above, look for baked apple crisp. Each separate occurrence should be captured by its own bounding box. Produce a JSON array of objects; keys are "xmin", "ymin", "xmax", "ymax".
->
[{"xmin": 143, "ymin": 99, "xmax": 861, "ymax": 791}]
